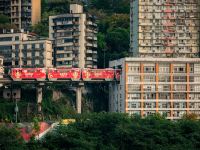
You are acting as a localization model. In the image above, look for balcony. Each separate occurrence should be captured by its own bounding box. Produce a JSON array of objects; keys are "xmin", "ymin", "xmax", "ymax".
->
[
  {"xmin": 86, "ymin": 49, "xmax": 93, "ymax": 54},
  {"xmin": 86, "ymin": 64, "xmax": 93, "ymax": 68},
  {"xmin": 57, "ymin": 57, "xmax": 73, "ymax": 61},
  {"xmin": 93, "ymin": 58, "xmax": 97, "ymax": 62},
  {"xmin": 86, "ymin": 21, "xmax": 97, "ymax": 27},
  {"xmin": 93, "ymin": 51, "xmax": 97, "ymax": 54},
  {"xmin": 86, "ymin": 57, "xmax": 93, "ymax": 61}
]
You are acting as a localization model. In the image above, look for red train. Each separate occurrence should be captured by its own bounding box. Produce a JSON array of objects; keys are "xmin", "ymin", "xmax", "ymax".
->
[
  {"xmin": 10, "ymin": 68, "xmax": 121, "ymax": 81},
  {"xmin": 82, "ymin": 69, "xmax": 114, "ymax": 81},
  {"xmin": 10, "ymin": 68, "xmax": 46, "ymax": 81},
  {"xmin": 48, "ymin": 68, "xmax": 81, "ymax": 81}
]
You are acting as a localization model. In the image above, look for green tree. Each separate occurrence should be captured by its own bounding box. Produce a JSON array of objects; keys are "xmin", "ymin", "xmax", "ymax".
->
[
  {"xmin": 31, "ymin": 23, "xmax": 49, "ymax": 37},
  {"xmin": 0, "ymin": 14, "xmax": 10, "ymax": 24},
  {"xmin": 0, "ymin": 126, "xmax": 26, "ymax": 150},
  {"xmin": 37, "ymin": 113, "xmax": 200, "ymax": 150}
]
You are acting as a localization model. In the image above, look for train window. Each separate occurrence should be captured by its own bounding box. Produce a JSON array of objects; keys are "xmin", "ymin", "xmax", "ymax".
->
[
  {"xmin": 27, "ymin": 70, "xmax": 35, "ymax": 73},
  {"xmin": 60, "ymin": 70, "xmax": 66, "ymax": 73}
]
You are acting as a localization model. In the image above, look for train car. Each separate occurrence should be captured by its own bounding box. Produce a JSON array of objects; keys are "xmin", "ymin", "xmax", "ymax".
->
[
  {"xmin": 82, "ymin": 68, "xmax": 115, "ymax": 81},
  {"xmin": 47, "ymin": 68, "xmax": 81, "ymax": 81},
  {"xmin": 115, "ymin": 69, "xmax": 121, "ymax": 81},
  {"xmin": 10, "ymin": 68, "xmax": 46, "ymax": 81}
]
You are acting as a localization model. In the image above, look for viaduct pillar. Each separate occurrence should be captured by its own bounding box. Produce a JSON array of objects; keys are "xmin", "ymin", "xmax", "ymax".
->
[
  {"xmin": 76, "ymin": 82, "xmax": 84, "ymax": 114},
  {"xmin": 36, "ymin": 83, "xmax": 44, "ymax": 112}
]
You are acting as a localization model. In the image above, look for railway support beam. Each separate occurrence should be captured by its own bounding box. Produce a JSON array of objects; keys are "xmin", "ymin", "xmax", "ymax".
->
[
  {"xmin": 76, "ymin": 82, "xmax": 84, "ymax": 114},
  {"xmin": 36, "ymin": 83, "xmax": 44, "ymax": 112}
]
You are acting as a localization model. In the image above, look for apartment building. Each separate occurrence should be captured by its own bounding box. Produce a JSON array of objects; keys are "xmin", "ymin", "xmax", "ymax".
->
[
  {"xmin": 130, "ymin": 0, "xmax": 200, "ymax": 57},
  {"xmin": 0, "ymin": 0, "xmax": 10, "ymax": 16},
  {"xmin": 0, "ymin": 30, "xmax": 53, "ymax": 68},
  {"xmin": 109, "ymin": 58, "xmax": 200, "ymax": 120},
  {"xmin": 49, "ymin": 4, "xmax": 97, "ymax": 68},
  {"xmin": 0, "ymin": 0, "xmax": 41, "ymax": 30}
]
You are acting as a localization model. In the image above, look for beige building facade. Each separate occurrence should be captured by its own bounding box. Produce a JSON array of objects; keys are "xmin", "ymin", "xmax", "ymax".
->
[
  {"xmin": 0, "ymin": 31, "xmax": 53, "ymax": 68},
  {"xmin": 109, "ymin": 58, "xmax": 200, "ymax": 120},
  {"xmin": 49, "ymin": 4, "xmax": 97, "ymax": 68},
  {"xmin": 130, "ymin": 0, "xmax": 200, "ymax": 57}
]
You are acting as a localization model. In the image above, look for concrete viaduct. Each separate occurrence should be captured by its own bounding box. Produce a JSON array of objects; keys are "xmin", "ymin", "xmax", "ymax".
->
[{"xmin": 0, "ymin": 78, "xmax": 118, "ymax": 113}]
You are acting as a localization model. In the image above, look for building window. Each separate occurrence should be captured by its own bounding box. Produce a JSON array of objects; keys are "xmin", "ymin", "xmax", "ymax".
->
[
  {"xmin": 32, "ymin": 44, "xmax": 35, "ymax": 49},
  {"xmin": 15, "ymin": 51, "xmax": 19, "ymax": 57},
  {"xmin": 173, "ymin": 76, "xmax": 186, "ymax": 82},
  {"xmin": 144, "ymin": 66, "xmax": 155, "ymax": 73},
  {"xmin": 23, "ymin": 52, "xmax": 27, "ymax": 57},
  {"xmin": 0, "ymin": 37, "xmax": 12, "ymax": 41},
  {"xmin": 32, "ymin": 52, "xmax": 35, "ymax": 57},
  {"xmin": 15, "ymin": 61, "xmax": 18, "ymax": 65},
  {"xmin": 39, "ymin": 44, "xmax": 43, "ymax": 49},
  {"xmin": 15, "ymin": 36, "xmax": 19, "ymax": 41},
  {"xmin": 40, "ymin": 59, "xmax": 43, "ymax": 65},
  {"xmin": 32, "ymin": 60, "xmax": 35, "ymax": 65},
  {"xmin": 15, "ymin": 44, "xmax": 19, "ymax": 50},
  {"xmin": 23, "ymin": 44, "xmax": 27, "ymax": 49}
]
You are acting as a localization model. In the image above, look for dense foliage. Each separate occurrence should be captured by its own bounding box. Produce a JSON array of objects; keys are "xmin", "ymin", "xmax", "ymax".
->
[
  {"xmin": 0, "ymin": 14, "xmax": 18, "ymax": 30},
  {"xmin": 2, "ymin": 113, "xmax": 200, "ymax": 150},
  {"xmin": 0, "ymin": 126, "xmax": 26, "ymax": 150},
  {"xmin": 40, "ymin": 113, "xmax": 200, "ymax": 150}
]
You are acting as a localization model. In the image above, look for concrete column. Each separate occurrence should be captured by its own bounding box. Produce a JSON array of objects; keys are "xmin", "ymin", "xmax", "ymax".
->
[
  {"xmin": 76, "ymin": 82, "xmax": 84, "ymax": 114},
  {"xmin": 36, "ymin": 86, "xmax": 43, "ymax": 112},
  {"xmin": 76, "ymin": 86, "xmax": 82, "ymax": 114}
]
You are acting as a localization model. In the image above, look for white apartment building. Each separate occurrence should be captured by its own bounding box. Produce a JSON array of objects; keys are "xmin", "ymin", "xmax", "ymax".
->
[
  {"xmin": 109, "ymin": 58, "xmax": 200, "ymax": 120},
  {"xmin": 49, "ymin": 4, "xmax": 97, "ymax": 68}
]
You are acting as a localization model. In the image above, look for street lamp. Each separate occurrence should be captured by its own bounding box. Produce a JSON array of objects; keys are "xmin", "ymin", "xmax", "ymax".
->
[{"xmin": 103, "ymin": 49, "xmax": 106, "ymax": 68}]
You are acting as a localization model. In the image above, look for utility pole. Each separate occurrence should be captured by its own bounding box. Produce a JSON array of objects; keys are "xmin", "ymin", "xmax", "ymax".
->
[
  {"xmin": 15, "ymin": 99, "xmax": 19, "ymax": 123},
  {"xmin": 103, "ymin": 49, "xmax": 106, "ymax": 68}
]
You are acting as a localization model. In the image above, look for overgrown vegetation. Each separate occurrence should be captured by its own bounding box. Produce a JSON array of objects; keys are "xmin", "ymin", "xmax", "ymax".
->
[
  {"xmin": 0, "ymin": 14, "xmax": 18, "ymax": 31},
  {"xmin": 0, "ymin": 86, "xmax": 76, "ymax": 122},
  {"xmin": 1, "ymin": 113, "xmax": 200, "ymax": 150}
]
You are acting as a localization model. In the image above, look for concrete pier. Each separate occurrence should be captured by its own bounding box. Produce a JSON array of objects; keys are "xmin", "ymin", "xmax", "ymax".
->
[
  {"xmin": 36, "ymin": 85, "xmax": 43, "ymax": 112},
  {"xmin": 76, "ymin": 82, "xmax": 84, "ymax": 113}
]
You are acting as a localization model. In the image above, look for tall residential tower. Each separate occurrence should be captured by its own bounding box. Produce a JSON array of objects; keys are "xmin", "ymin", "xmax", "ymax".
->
[
  {"xmin": 49, "ymin": 4, "xmax": 97, "ymax": 68},
  {"xmin": 0, "ymin": 0, "xmax": 41, "ymax": 30},
  {"xmin": 130, "ymin": 0, "xmax": 200, "ymax": 57}
]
